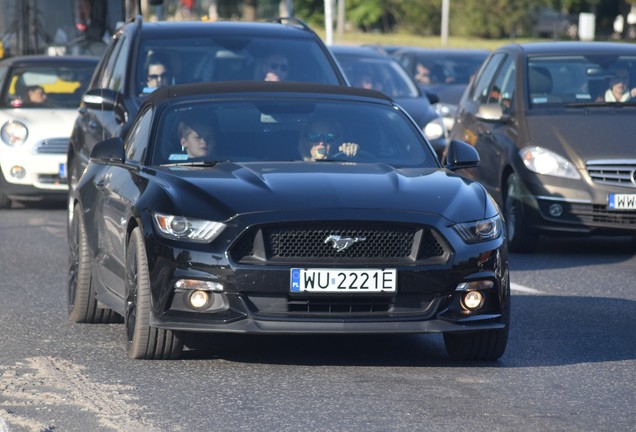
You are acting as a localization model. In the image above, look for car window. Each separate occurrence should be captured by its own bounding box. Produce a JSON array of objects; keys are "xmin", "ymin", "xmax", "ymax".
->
[
  {"xmin": 488, "ymin": 56, "xmax": 516, "ymax": 113},
  {"xmin": 2, "ymin": 62, "xmax": 96, "ymax": 108},
  {"xmin": 470, "ymin": 53, "xmax": 506, "ymax": 104},
  {"xmin": 527, "ymin": 54, "xmax": 636, "ymax": 107},
  {"xmin": 136, "ymin": 36, "xmax": 341, "ymax": 96},
  {"xmin": 125, "ymin": 107, "xmax": 153, "ymax": 163},
  {"xmin": 152, "ymin": 99, "xmax": 436, "ymax": 167},
  {"xmin": 99, "ymin": 33, "xmax": 124, "ymax": 89},
  {"xmin": 109, "ymin": 33, "xmax": 131, "ymax": 93}
]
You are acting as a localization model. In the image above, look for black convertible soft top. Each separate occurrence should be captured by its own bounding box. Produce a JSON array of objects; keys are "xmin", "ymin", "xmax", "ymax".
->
[{"xmin": 148, "ymin": 81, "xmax": 393, "ymax": 104}]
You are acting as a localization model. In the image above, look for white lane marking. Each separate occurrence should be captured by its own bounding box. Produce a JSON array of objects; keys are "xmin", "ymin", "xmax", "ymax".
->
[{"xmin": 511, "ymin": 282, "xmax": 545, "ymax": 294}]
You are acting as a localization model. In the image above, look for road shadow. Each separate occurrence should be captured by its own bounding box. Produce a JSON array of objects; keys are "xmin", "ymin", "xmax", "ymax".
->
[
  {"xmin": 180, "ymin": 294, "xmax": 635, "ymax": 367},
  {"xmin": 510, "ymin": 235, "xmax": 635, "ymax": 271}
]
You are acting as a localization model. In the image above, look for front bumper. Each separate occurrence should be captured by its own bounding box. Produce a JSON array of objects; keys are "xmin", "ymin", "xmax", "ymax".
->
[
  {"xmin": 0, "ymin": 138, "xmax": 68, "ymax": 196},
  {"xmin": 145, "ymin": 232, "xmax": 509, "ymax": 335},
  {"xmin": 517, "ymin": 169, "xmax": 636, "ymax": 235}
]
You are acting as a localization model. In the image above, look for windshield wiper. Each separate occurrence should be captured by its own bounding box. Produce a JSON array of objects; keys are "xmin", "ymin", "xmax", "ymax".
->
[
  {"xmin": 160, "ymin": 160, "xmax": 226, "ymax": 167},
  {"xmin": 565, "ymin": 101, "xmax": 636, "ymax": 108}
]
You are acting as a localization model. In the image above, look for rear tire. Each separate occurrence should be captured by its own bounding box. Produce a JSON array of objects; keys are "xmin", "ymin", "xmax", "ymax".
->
[
  {"xmin": 125, "ymin": 227, "xmax": 183, "ymax": 360},
  {"xmin": 67, "ymin": 204, "xmax": 120, "ymax": 323},
  {"xmin": 504, "ymin": 173, "xmax": 537, "ymax": 252}
]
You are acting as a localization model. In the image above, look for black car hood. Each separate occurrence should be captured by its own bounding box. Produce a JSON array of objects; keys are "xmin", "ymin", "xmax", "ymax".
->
[
  {"xmin": 423, "ymin": 84, "xmax": 466, "ymax": 105},
  {"xmin": 154, "ymin": 162, "xmax": 490, "ymax": 223},
  {"xmin": 525, "ymin": 110, "xmax": 636, "ymax": 167}
]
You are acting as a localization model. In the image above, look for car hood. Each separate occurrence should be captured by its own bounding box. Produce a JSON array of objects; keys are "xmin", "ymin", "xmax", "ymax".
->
[
  {"xmin": 423, "ymin": 84, "xmax": 466, "ymax": 105},
  {"xmin": 525, "ymin": 111, "xmax": 636, "ymax": 167},
  {"xmin": 0, "ymin": 108, "xmax": 79, "ymax": 140},
  {"xmin": 154, "ymin": 162, "xmax": 491, "ymax": 223}
]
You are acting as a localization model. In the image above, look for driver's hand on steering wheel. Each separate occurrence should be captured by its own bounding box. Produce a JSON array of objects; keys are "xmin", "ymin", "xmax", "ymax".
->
[{"xmin": 339, "ymin": 142, "xmax": 359, "ymax": 157}]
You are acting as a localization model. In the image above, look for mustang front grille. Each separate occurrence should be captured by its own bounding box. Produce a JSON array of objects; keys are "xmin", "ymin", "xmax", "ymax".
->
[
  {"xmin": 586, "ymin": 160, "xmax": 636, "ymax": 189},
  {"xmin": 231, "ymin": 223, "xmax": 450, "ymax": 265}
]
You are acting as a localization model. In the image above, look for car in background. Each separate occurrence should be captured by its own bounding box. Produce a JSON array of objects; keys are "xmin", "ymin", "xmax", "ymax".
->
[
  {"xmin": 66, "ymin": 17, "xmax": 347, "ymax": 220},
  {"xmin": 68, "ymin": 81, "xmax": 510, "ymax": 361},
  {"xmin": 330, "ymin": 45, "xmax": 447, "ymax": 158},
  {"xmin": 533, "ymin": 7, "xmax": 578, "ymax": 39},
  {"xmin": 450, "ymin": 42, "xmax": 636, "ymax": 251},
  {"xmin": 0, "ymin": 55, "xmax": 97, "ymax": 208},
  {"xmin": 392, "ymin": 48, "xmax": 489, "ymax": 132}
]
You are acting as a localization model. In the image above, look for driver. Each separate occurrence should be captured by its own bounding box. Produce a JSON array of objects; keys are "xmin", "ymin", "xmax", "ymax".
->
[{"xmin": 299, "ymin": 118, "xmax": 360, "ymax": 161}]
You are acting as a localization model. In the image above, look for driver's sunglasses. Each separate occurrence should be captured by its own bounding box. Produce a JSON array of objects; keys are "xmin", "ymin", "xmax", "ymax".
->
[
  {"xmin": 307, "ymin": 132, "xmax": 336, "ymax": 143},
  {"xmin": 268, "ymin": 62, "xmax": 288, "ymax": 72},
  {"xmin": 148, "ymin": 73, "xmax": 169, "ymax": 80}
]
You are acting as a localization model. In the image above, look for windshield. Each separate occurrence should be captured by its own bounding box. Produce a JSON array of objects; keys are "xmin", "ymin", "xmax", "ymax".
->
[
  {"xmin": 2, "ymin": 62, "xmax": 96, "ymax": 108},
  {"xmin": 528, "ymin": 54, "xmax": 636, "ymax": 108},
  {"xmin": 137, "ymin": 36, "xmax": 341, "ymax": 96},
  {"xmin": 151, "ymin": 98, "xmax": 435, "ymax": 168},
  {"xmin": 335, "ymin": 55, "xmax": 420, "ymax": 98}
]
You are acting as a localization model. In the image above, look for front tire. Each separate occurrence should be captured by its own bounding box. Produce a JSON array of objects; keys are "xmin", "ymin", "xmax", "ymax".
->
[
  {"xmin": 125, "ymin": 227, "xmax": 183, "ymax": 360},
  {"xmin": 504, "ymin": 173, "xmax": 537, "ymax": 252},
  {"xmin": 443, "ymin": 300, "xmax": 510, "ymax": 361},
  {"xmin": 67, "ymin": 204, "xmax": 120, "ymax": 323}
]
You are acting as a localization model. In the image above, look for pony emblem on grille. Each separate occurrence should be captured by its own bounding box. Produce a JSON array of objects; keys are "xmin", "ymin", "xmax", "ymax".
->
[{"xmin": 324, "ymin": 235, "xmax": 367, "ymax": 252}]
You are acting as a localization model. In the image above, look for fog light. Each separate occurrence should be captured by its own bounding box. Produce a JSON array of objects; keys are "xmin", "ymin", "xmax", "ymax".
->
[
  {"xmin": 10, "ymin": 166, "xmax": 26, "ymax": 179},
  {"xmin": 548, "ymin": 203, "xmax": 563, "ymax": 217},
  {"xmin": 189, "ymin": 290, "xmax": 210, "ymax": 309},
  {"xmin": 462, "ymin": 291, "xmax": 484, "ymax": 311}
]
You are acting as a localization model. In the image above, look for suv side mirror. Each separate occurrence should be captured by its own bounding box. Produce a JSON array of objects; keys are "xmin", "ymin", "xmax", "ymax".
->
[
  {"xmin": 90, "ymin": 137, "xmax": 125, "ymax": 164},
  {"xmin": 444, "ymin": 139, "xmax": 480, "ymax": 170},
  {"xmin": 83, "ymin": 88, "xmax": 119, "ymax": 110}
]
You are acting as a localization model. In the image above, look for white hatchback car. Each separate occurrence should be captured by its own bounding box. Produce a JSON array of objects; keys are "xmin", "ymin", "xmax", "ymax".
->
[{"xmin": 0, "ymin": 55, "xmax": 97, "ymax": 208}]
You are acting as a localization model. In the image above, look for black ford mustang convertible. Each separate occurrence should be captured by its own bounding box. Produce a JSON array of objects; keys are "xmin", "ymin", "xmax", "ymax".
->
[{"xmin": 68, "ymin": 82, "xmax": 510, "ymax": 360}]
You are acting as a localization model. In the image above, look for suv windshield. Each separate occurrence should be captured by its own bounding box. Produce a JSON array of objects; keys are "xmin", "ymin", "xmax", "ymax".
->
[
  {"xmin": 137, "ymin": 36, "xmax": 341, "ymax": 95},
  {"xmin": 528, "ymin": 55, "xmax": 636, "ymax": 108}
]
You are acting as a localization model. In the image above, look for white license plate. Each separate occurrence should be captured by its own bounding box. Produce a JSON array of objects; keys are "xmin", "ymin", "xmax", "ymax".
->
[
  {"xmin": 290, "ymin": 268, "xmax": 397, "ymax": 293},
  {"xmin": 608, "ymin": 194, "xmax": 636, "ymax": 210}
]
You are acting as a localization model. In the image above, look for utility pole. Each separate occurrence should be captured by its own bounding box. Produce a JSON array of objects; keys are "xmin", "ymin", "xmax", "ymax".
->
[
  {"xmin": 441, "ymin": 0, "xmax": 449, "ymax": 46},
  {"xmin": 324, "ymin": 0, "xmax": 334, "ymax": 45}
]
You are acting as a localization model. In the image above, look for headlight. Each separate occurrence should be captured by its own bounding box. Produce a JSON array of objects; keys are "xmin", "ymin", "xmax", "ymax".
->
[
  {"xmin": 152, "ymin": 212, "xmax": 226, "ymax": 243},
  {"xmin": 1, "ymin": 121, "xmax": 28, "ymax": 146},
  {"xmin": 453, "ymin": 215, "xmax": 503, "ymax": 244},
  {"xmin": 423, "ymin": 117, "xmax": 446, "ymax": 141},
  {"xmin": 520, "ymin": 146, "xmax": 580, "ymax": 179}
]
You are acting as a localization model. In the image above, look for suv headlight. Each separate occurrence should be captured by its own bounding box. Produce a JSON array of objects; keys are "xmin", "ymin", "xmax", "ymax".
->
[
  {"xmin": 1, "ymin": 121, "xmax": 28, "ymax": 146},
  {"xmin": 520, "ymin": 146, "xmax": 580, "ymax": 179},
  {"xmin": 423, "ymin": 117, "xmax": 446, "ymax": 141},
  {"xmin": 152, "ymin": 212, "xmax": 226, "ymax": 243},
  {"xmin": 453, "ymin": 215, "xmax": 503, "ymax": 243}
]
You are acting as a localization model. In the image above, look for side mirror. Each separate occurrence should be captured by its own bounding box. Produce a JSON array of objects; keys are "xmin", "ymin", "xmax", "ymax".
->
[
  {"xmin": 90, "ymin": 137, "xmax": 125, "ymax": 164},
  {"xmin": 476, "ymin": 102, "xmax": 509, "ymax": 122},
  {"xmin": 444, "ymin": 139, "xmax": 480, "ymax": 170},
  {"xmin": 82, "ymin": 88, "xmax": 119, "ymax": 110}
]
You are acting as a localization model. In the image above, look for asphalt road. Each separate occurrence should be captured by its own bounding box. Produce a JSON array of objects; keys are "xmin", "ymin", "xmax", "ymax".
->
[{"xmin": 1, "ymin": 202, "xmax": 635, "ymax": 432}]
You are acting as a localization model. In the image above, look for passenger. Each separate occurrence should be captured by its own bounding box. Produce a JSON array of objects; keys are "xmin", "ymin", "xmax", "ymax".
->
[
  {"xmin": 25, "ymin": 85, "xmax": 48, "ymax": 104},
  {"xmin": 299, "ymin": 118, "xmax": 359, "ymax": 161},
  {"xmin": 414, "ymin": 62, "xmax": 432, "ymax": 85},
  {"xmin": 143, "ymin": 55, "xmax": 172, "ymax": 94},
  {"xmin": 604, "ymin": 68, "xmax": 636, "ymax": 102},
  {"xmin": 178, "ymin": 118, "xmax": 215, "ymax": 159},
  {"xmin": 261, "ymin": 53, "xmax": 289, "ymax": 82}
]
